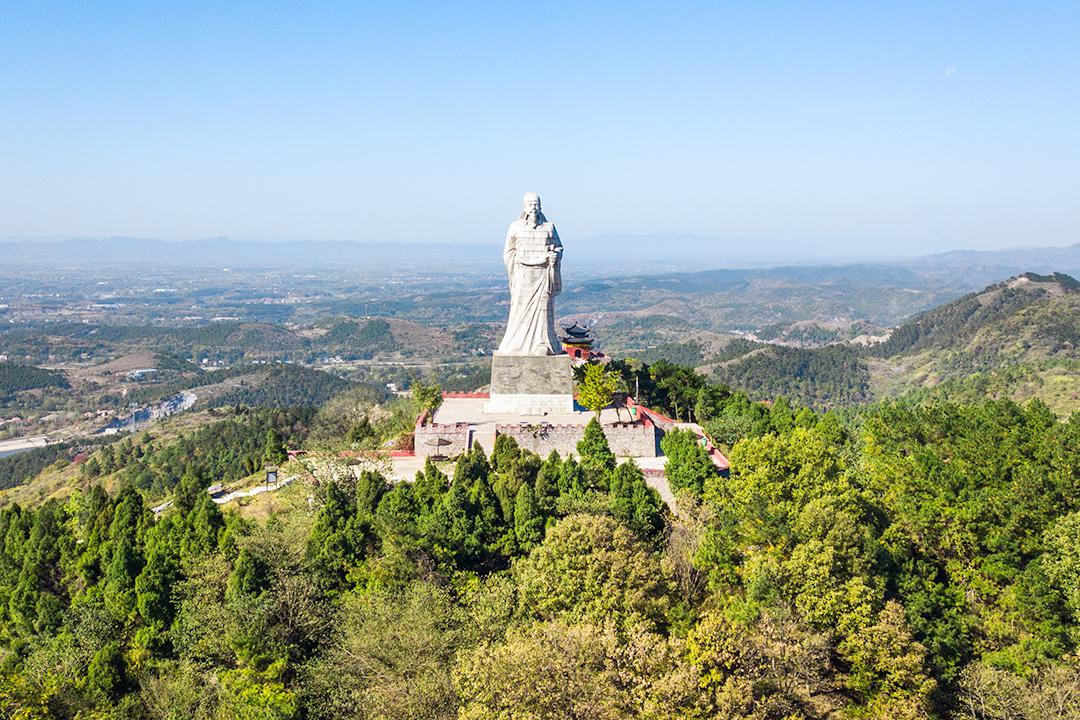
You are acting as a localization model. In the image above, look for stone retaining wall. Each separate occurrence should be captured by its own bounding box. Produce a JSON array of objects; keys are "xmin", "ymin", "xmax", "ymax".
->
[
  {"xmin": 414, "ymin": 422, "xmax": 469, "ymax": 459},
  {"xmin": 495, "ymin": 420, "xmax": 659, "ymax": 458}
]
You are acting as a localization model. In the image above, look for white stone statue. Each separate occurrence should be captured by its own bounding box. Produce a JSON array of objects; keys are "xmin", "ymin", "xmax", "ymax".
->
[{"xmin": 496, "ymin": 192, "xmax": 564, "ymax": 356}]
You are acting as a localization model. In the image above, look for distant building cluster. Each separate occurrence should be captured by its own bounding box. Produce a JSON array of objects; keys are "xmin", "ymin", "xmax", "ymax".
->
[{"xmin": 125, "ymin": 368, "xmax": 158, "ymax": 381}]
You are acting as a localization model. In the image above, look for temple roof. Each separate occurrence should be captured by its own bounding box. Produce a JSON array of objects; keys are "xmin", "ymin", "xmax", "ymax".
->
[
  {"xmin": 562, "ymin": 322, "xmax": 592, "ymax": 337},
  {"xmin": 560, "ymin": 322, "xmax": 596, "ymax": 345}
]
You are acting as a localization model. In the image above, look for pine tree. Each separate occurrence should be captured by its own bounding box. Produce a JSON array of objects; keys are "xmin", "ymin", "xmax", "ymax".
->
[
  {"xmin": 609, "ymin": 461, "xmax": 663, "ymax": 539},
  {"xmin": 414, "ymin": 459, "xmax": 449, "ymax": 512},
  {"xmin": 660, "ymin": 428, "xmax": 717, "ymax": 498},
  {"xmin": 577, "ymin": 417, "xmax": 615, "ymax": 489},
  {"xmin": 227, "ymin": 547, "xmax": 271, "ymax": 601},
  {"xmin": 355, "ymin": 470, "xmax": 388, "ymax": 530},
  {"xmin": 306, "ymin": 481, "xmax": 361, "ymax": 590},
  {"xmin": 347, "ymin": 416, "xmax": 374, "ymax": 445},
  {"xmin": 183, "ymin": 493, "xmax": 224, "ymax": 558},
  {"xmin": 135, "ymin": 521, "xmax": 180, "ymax": 634},
  {"xmin": 534, "ymin": 451, "xmax": 561, "ymax": 514},
  {"xmin": 103, "ymin": 535, "xmax": 141, "ymax": 617},
  {"xmin": 375, "ymin": 482, "xmax": 422, "ymax": 552},
  {"xmin": 454, "ymin": 443, "xmax": 490, "ymax": 487},
  {"xmin": 86, "ymin": 641, "xmax": 126, "ymax": 700},
  {"xmin": 263, "ymin": 428, "xmax": 286, "ymax": 465},
  {"xmin": 492, "ymin": 434, "xmax": 521, "ymax": 473},
  {"xmin": 492, "ymin": 472, "xmax": 522, "ymax": 524},
  {"xmin": 468, "ymin": 476, "xmax": 504, "ymax": 553},
  {"xmin": 558, "ymin": 456, "xmax": 586, "ymax": 497},
  {"xmin": 513, "ymin": 483, "xmax": 544, "ymax": 551}
]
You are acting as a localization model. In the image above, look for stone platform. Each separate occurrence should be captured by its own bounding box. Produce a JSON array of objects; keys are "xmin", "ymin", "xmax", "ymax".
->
[
  {"xmin": 418, "ymin": 396, "xmax": 659, "ymax": 459},
  {"xmin": 485, "ymin": 352, "xmax": 573, "ymax": 415}
]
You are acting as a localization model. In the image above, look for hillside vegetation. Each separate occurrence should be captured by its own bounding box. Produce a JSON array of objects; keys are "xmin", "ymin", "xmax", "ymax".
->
[
  {"xmin": 868, "ymin": 272, "xmax": 1080, "ymax": 414},
  {"xmin": 0, "ymin": 362, "xmax": 68, "ymax": 395},
  {"xmin": 644, "ymin": 273, "xmax": 1080, "ymax": 413},
  {"xmin": 0, "ymin": 374, "xmax": 1077, "ymax": 718},
  {"xmin": 870, "ymin": 272, "xmax": 1079, "ymax": 358}
]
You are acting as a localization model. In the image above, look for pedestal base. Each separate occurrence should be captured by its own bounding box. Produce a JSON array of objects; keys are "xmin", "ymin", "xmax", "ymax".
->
[
  {"xmin": 483, "ymin": 393, "xmax": 574, "ymax": 415},
  {"xmin": 485, "ymin": 353, "xmax": 573, "ymax": 416}
]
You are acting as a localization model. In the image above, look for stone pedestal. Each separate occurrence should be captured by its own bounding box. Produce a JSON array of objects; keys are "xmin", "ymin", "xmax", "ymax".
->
[{"xmin": 485, "ymin": 353, "xmax": 574, "ymax": 415}]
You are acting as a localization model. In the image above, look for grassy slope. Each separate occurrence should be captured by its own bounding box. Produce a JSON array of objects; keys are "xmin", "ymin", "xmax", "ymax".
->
[
  {"xmin": 868, "ymin": 273, "xmax": 1080, "ymax": 414},
  {"xmin": 0, "ymin": 409, "xmax": 227, "ymax": 508}
]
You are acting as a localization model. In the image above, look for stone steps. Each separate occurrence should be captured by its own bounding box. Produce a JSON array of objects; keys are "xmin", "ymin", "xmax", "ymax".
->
[{"xmin": 471, "ymin": 429, "xmax": 498, "ymax": 456}]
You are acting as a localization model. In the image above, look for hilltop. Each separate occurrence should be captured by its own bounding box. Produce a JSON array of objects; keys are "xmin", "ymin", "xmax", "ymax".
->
[
  {"xmin": 626, "ymin": 272, "xmax": 1079, "ymax": 414},
  {"xmin": 867, "ymin": 272, "xmax": 1080, "ymax": 413},
  {"xmin": 869, "ymin": 272, "xmax": 1080, "ymax": 358}
]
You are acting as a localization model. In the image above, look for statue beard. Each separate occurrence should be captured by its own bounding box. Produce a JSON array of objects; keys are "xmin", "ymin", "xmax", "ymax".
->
[{"xmin": 521, "ymin": 209, "xmax": 546, "ymax": 228}]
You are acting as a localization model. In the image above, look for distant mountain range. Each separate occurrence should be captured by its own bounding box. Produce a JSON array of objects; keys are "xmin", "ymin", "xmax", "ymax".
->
[
  {"xmin": 0, "ymin": 237, "xmax": 497, "ymax": 271},
  {"xmin": 3, "ymin": 235, "xmax": 1077, "ymax": 280}
]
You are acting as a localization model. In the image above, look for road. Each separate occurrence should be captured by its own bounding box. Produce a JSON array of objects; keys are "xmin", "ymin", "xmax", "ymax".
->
[
  {"xmin": 151, "ymin": 474, "xmax": 295, "ymax": 515},
  {"xmin": 0, "ymin": 435, "xmax": 53, "ymax": 457}
]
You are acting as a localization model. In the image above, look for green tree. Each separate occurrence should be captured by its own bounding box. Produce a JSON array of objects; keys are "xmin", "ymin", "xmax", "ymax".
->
[
  {"xmin": 660, "ymin": 429, "xmax": 716, "ymax": 498},
  {"xmin": 1043, "ymin": 511, "xmax": 1080, "ymax": 617},
  {"xmin": 694, "ymin": 383, "xmax": 732, "ymax": 423},
  {"xmin": 686, "ymin": 606, "xmax": 836, "ymax": 717},
  {"xmin": 302, "ymin": 583, "xmax": 463, "ymax": 720},
  {"xmin": 136, "ymin": 520, "xmax": 181, "ymax": 637},
  {"xmin": 413, "ymin": 459, "xmax": 449, "ymax": 512},
  {"xmin": 453, "ymin": 443, "xmax": 489, "ymax": 488},
  {"xmin": 533, "ymin": 451, "xmax": 561, "ymax": 514},
  {"xmin": 263, "ymin": 428, "xmax": 286, "ymax": 465},
  {"xmin": 491, "ymin": 433, "xmax": 521, "ymax": 474},
  {"xmin": 609, "ymin": 461, "xmax": 664, "ymax": 540},
  {"xmin": 306, "ymin": 480, "xmax": 363, "ymax": 591},
  {"xmin": 219, "ymin": 665, "xmax": 300, "ymax": 720},
  {"xmin": 648, "ymin": 360, "xmax": 705, "ymax": 422},
  {"xmin": 578, "ymin": 363, "xmax": 618, "ymax": 418},
  {"xmin": 577, "ymin": 417, "xmax": 615, "ymax": 479},
  {"xmin": 412, "ymin": 380, "xmax": 444, "ymax": 415},
  {"xmin": 85, "ymin": 640, "xmax": 127, "ymax": 701},
  {"xmin": 347, "ymin": 416, "xmax": 375, "ymax": 446},
  {"xmin": 455, "ymin": 621, "xmax": 701, "ymax": 720},
  {"xmin": 839, "ymin": 601, "xmax": 936, "ymax": 718},
  {"xmin": 228, "ymin": 548, "xmax": 271, "ymax": 602},
  {"xmin": 515, "ymin": 514, "xmax": 674, "ymax": 630},
  {"xmin": 513, "ymin": 484, "xmax": 544, "ymax": 551}
]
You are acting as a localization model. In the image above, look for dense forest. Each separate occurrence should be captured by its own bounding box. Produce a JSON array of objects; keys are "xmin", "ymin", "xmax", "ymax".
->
[
  {"xmin": 210, "ymin": 366, "xmax": 355, "ymax": 410},
  {"xmin": 0, "ymin": 363, "xmax": 68, "ymax": 396},
  {"xmin": 712, "ymin": 344, "xmax": 871, "ymax": 408},
  {"xmin": 320, "ymin": 319, "xmax": 399, "ymax": 358},
  {"xmin": 869, "ymin": 273, "xmax": 1079, "ymax": 358},
  {"xmin": 79, "ymin": 408, "xmax": 313, "ymax": 498},
  {"xmin": 603, "ymin": 273, "xmax": 1080, "ymax": 412},
  {"xmin": 0, "ymin": 365, "xmax": 1076, "ymax": 717}
]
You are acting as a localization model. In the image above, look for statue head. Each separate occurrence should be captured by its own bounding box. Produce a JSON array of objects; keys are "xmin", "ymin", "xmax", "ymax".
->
[{"xmin": 519, "ymin": 192, "xmax": 546, "ymax": 228}]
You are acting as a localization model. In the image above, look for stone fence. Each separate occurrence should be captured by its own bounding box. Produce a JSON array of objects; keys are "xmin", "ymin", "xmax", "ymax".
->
[
  {"xmin": 495, "ymin": 419, "xmax": 659, "ymax": 458},
  {"xmin": 414, "ymin": 421, "xmax": 470, "ymax": 459}
]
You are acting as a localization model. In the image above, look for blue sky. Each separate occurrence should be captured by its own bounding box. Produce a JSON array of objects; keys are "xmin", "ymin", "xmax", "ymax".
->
[{"xmin": 2, "ymin": 1, "xmax": 1078, "ymax": 256}]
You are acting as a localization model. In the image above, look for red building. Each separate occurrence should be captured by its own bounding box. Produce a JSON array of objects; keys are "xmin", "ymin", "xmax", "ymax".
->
[{"xmin": 560, "ymin": 322, "xmax": 596, "ymax": 359}]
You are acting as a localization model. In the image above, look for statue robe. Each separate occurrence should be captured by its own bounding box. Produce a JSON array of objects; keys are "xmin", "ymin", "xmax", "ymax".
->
[{"xmin": 496, "ymin": 219, "xmax": 563, "ymax": 356}]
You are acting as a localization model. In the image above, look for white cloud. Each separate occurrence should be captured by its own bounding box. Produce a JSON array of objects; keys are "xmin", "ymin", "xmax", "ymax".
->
[{"xmin": 945, "ymin": 66, "xmax": 959, "ymax": 78}]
